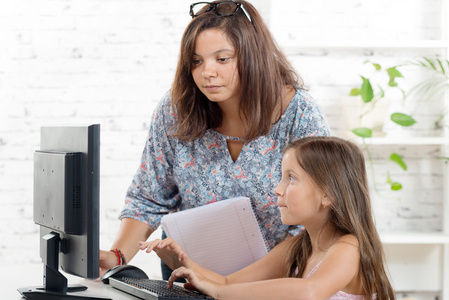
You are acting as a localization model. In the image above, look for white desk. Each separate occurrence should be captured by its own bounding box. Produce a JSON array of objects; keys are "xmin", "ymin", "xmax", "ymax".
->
[{"xmin": 3, "ymin": 264, "xmax": 146, "ymax": 300}]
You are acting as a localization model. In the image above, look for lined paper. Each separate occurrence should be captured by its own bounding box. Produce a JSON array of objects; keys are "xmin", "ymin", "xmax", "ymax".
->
[{"xmin": 161, "ymin": 197, "xmax": 268, "ymax": 275}]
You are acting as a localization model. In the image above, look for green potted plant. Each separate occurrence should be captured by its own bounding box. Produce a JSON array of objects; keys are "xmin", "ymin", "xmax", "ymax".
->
[
  {"xmin": 405, "ymin": 56, "xmax": 448, "ymax": 132},
  {"xmin": 342, "ymin": 60, "xmax": 417, "ymax": 191},
  {"xmin": 405, "ymin": 56, "xmax": 449, "ymax": 163},
  {"xmin": 341, "ymin": 60, "xmax": 416, "ymax": 138}
]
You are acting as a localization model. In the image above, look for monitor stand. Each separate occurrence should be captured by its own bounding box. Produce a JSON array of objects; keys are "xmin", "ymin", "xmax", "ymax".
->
[{"xmin": 17, "ymin": 232, "xmax": 111, "ymax": 300}]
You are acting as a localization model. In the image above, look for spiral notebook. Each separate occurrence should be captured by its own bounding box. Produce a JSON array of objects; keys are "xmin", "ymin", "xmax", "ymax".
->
[{"xmin": 161, "ymin": 196, "xmax": 268, "ymax": 276}]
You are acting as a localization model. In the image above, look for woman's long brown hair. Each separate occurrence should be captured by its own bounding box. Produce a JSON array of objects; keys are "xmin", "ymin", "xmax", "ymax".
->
[
  {"xmin": 284, "ymin": 136, "xmax": 395, "ymax": 299},
  {"xmin": 170, "ymin": 0, "xmax": 303, "ymax": 141}
]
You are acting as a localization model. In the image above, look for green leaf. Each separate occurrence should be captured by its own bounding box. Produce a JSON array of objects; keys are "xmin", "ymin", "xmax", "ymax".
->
[
  {"xmin": 379, "ymin": 86, "xmax": 385, "ymax": 98},
  {"xmin": 364, "ymin": 60, "xmax": 381, "ymax": 71},
  {"xmin": 391, "ymin": 113, "xmax": 417, "ymax": 127},
  {"xmin": 350, "ymin": 88, "xmax": 360, "ymax": 96},
  {"xmin": 360, "ymin": 76, "xmax": 374, "ymax": 103},
  {"xmin": 386, "ymin": 171, "xmax": 402, "ymax": 191},
  {"xmin": 387, "ymin": 67, "xmax": 404, "ymax": 79},
  {"xmin": 423, "ymin": 57, "xmax": 437, "ymax": 71},
  {"xmin": 436, "ymin": 58, "xmax": 446, "ymax": 75},
  {"xmin": 407, "ymin": 56, "xmax": 449, "ymax": 77},
  {"xmin": 352, "ymin": 127, "xmax": 372, "ymax": 138},
  {"xmin": 390, "ymin": 153, "xmax": 407, "ymax": 171},
  {"xmin": 387, "ymin": 67, "xmax": 403, "ymax": 87},
  {"xmin": 391, "ymin": 182, "xmax": 403, "ymax": 191},
  {"xmin": 389, "ymin": 81, "xmax": 398, "ymax": 87}
]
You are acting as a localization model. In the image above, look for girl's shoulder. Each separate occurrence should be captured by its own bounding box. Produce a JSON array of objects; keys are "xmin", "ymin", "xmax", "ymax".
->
[{"xmin": 334, "ymin": 234, "xmax": 359, "ymax": 248}]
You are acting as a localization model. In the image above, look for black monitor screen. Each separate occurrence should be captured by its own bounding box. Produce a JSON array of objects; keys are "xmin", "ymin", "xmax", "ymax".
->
[{"xmin": 19, "ymin": 124, "xmax": 104, "ymax": 300}]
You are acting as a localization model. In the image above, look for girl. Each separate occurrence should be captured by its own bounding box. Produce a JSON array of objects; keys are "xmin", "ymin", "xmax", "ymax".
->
[
  {"xmin": 101, "ymin": 0, "xmax": 329, "ymax": 279},
  {"xmin": 140, "ymin": 136, "xmax": 395, "ymax": 299}
]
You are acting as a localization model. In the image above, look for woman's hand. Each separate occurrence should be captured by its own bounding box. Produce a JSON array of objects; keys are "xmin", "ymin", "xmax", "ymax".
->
[
  {"xmin": 139, "ymin": 237, "xmax": 192, "ymax": 271},
  {"xmin": 99, "ymin": 250, "xmax": 118, "ymax": 277},
  {"xmin": 168, "ymin": 267, "xmax": 219, "ymax": 298}
]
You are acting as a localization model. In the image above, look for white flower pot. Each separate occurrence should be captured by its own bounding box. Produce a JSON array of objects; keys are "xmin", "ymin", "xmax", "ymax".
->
[{"xmin": 339, "ymin": 96, "xmax": 392, "ymax": 137}]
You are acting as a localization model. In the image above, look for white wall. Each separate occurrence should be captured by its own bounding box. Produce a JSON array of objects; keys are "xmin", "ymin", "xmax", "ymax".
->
[
  {"xmin": 0, "ymin": 0, "xmax": 191, "ymax": 278},
  {"xmin": 0, "ymin": 0, "xmax": 446, "ymax": 281}
]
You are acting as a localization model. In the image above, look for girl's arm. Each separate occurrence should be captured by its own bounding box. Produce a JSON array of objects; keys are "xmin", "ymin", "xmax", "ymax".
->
[
  {"xmin": 169, "ymin": 234, "xmax": 361, "ymax": 300},
  {"xmin": 140, "ymin": 236, "xmax": 295, "ymax": 285}
]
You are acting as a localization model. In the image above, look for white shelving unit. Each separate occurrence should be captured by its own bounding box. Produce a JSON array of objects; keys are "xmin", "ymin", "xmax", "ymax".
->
[
  {"xmin": 264, "ymin": 0, "xmax": 449, "ymax": 298},
  {"xmin": 349, "ymin": 137, "xmax": 449, "ymax": 146},
  {"xmin": 369, "ymin": 137, "xmax": 448, "ymax": 299},
  {"xmin": 381, "ymin": 232, "xmax": 449, "ymax": 244},
  {"xmin": 280, "ymin": 40, "xmax": 449, "ymax": 51}
]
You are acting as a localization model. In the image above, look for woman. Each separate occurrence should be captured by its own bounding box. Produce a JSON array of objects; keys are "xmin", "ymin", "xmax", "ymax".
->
[{"xmin": 100, "ymin": 0, "xmax": 330, "ymax": 279}]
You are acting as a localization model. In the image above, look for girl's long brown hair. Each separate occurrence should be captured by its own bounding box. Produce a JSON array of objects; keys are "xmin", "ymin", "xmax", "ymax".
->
[
  {"xmin": 284, "ymin": 136, "xmax": 395, "ymax": 299},
  {"xmin": 170, "ymin": 0, "xmax": 303, "ymax": 141}
]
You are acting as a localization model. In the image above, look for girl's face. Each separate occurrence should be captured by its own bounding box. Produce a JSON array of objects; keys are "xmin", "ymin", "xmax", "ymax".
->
[
  {"xmin": 191, "ymin": 28, "xmax": 241, "ymax": 106},
  {"xmin": 274, "ymin": 149, "xmax": 327, "ymax": 227}
]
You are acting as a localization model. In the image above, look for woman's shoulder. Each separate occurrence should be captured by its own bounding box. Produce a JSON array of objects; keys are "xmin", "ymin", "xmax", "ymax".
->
[
  {"xmin": 291, "ymin": 88, "xmax": 315, "ymax": 103},
  {"xmin": 155, "ymin": 90, "xmax": 173, "ymax": 113},
  {"xmin": 281, "ymin": 88, "xmax": 330, "ymax": 136},
  {"xmin": 289, "ymin": 89, "xmax": 323, "ymax": 113},
  {"xmin": 151, "ymin": 90, "xmax": 176, "ymax": 122}
]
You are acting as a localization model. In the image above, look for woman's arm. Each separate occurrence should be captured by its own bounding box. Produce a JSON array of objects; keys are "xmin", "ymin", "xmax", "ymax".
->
[
  {"xmin": 100, "ymin": 218, "xmax": 154, "ymax": 271},
  {"xmin": 101, "ymin": 92, "xmax": 178, "ymax": 272}
]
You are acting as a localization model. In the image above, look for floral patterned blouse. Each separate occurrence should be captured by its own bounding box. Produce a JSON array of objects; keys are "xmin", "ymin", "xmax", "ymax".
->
[{"xmin": 119, "ymin": 89, "xmax": 330, "ymax": 249}]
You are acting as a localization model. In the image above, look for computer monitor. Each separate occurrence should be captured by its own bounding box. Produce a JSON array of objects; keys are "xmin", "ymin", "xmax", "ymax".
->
[{"xmin": 18, "ymin": 124, "xmax": 109, "ymax": 300}]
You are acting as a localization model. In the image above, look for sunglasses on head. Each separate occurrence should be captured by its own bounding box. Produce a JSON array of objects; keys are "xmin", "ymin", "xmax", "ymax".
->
[{"xmin": 189, "ymin": 1, "xmax": 252, "ymax": 23}]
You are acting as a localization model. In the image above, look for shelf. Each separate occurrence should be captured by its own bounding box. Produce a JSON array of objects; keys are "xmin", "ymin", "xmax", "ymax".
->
[
  {"xmin": 395, "ymin": 290, "xmax": 443, "ymax": 296},
  {"xmin": 381, "ymin": 232, "xmax": 449, "ymax": 244},
  {"xmin": 339, "ymin": 135, "xmax": 449, "ymax": 146},
  {"xmin": 280, "ymin": 40, "xmax": 449, "ymax": 50},
  {"xmin": 360, "ymin": 137, "xmax": 449, "ymax": 145}
]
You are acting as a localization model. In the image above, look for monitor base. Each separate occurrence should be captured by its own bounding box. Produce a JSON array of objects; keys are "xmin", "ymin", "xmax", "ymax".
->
[{"xmin": 18, "ymin": 286, "xmax": 112, "ymax": 300}]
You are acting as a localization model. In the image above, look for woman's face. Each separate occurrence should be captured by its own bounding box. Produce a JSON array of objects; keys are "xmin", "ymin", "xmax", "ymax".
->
[{"xmin": 191, "ymin": 28, "xmax": 241, "ymax": 106}]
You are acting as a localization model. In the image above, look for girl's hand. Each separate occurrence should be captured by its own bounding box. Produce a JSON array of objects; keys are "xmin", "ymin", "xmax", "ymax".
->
[
  {"xmin": 139, "ymin": 238, "xmax": 192, "ymax": 270},
  {"xmin": 168, "ymin": 267, "xmax": 219, "ymax": 298}
]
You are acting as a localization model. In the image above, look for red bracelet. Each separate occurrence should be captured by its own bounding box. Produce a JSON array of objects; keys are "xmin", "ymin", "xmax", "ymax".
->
[{"xmin": 110, "ymin": 248, "xmax": 127, "ymax": 265}]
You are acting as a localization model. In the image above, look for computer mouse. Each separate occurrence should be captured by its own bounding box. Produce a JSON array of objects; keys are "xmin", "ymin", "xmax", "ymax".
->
[{"xmin": 101, "ymin": 265, "xmax": 149, "ymax": 284}]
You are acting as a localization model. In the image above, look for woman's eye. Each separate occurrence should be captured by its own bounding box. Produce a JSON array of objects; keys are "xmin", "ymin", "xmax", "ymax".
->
[
  {"xmin": 192, "ymin": 58, "xmax": 202, "ymax": 65},
  {"xmin": 289, "ymin": 175, "xmax": 295, "ymax": 182},
  {"xmin": 218, "ymin": 57, "xmax": 230, "ymax": 62}
]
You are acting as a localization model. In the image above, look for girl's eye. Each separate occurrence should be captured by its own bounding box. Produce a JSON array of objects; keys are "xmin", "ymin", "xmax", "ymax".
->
[
  {"xmin": 289, "ymin": 175, "xmax": 295, "ymax": 182},
  {"xmin": 218, "ymin": 57, "xmax": 230, "ymax": 62}
]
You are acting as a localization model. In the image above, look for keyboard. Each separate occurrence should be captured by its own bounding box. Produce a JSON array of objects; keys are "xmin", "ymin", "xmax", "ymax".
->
[{"xmin": 109, "ymin": 277, "xmax": 214, "ymax": 300}]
